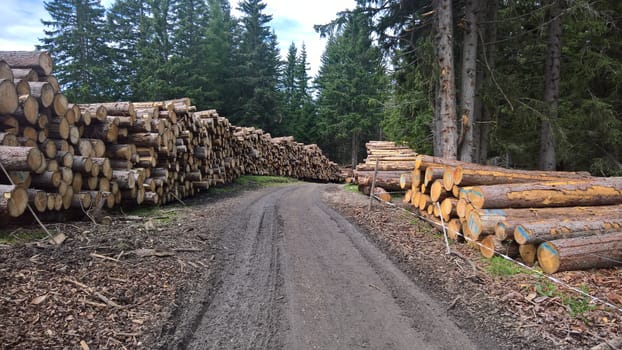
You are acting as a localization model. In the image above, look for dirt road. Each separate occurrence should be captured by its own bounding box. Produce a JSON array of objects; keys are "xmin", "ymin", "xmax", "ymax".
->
[{"xmin": 159, "ymin": 184, "xmax": 482, "ymax": 349}]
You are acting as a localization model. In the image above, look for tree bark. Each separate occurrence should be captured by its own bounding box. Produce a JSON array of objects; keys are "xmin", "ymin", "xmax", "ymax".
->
[
  {"xmin": 0, "ymin": 51, "xmax": 53, "ymax": 75},
  {"xmin": 0, "ymin": 145, "xmax": 44, "ymax": 172},
  {"xmin": 458, "ymin": 0, "xmax": 479, "ymax": 162},
  {"xmin": 434, "ymin": 0, "xmax": 458, "ymax": 159},
  {"xmin": 468, "ymin": 177, "xmax": 622, "ymax": 209},
  {"xmin": 538, "ymin": 232, "xmax": 622, "ymax": 273},
  {"xmin": 11, "ymin": 68, "xmax": 38, "ymax": 82},
  {"xmin": 539, "ymin": 0, "xmax": 562, "ymax": 170},
  {"xmin": 373, "ymin": 186, "xmax": 392, "ymax": 202},
  {"xmin": 453, "ymin": 164, "xmax": 591, "ymax": 186},
  {"xmin": 472, "ymin": 205, "xmax": 622, "ymax": 241},
  {"xmin": 477, "ymin": 0, "xmax": 498, "ymax": 164},
  {"xmin": 356, "ymin": 171, "xmax": 407, "ymax": 191},
  {"xmin": 0, "ymin": 60, "xmax": 13, "ymax": 80},
  {"xmin": 514, "ymin": 211, "xmax": 622, "ymax": 245}
]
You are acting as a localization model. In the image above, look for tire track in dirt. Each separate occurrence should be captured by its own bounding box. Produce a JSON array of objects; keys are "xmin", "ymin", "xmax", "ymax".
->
[
  {"xmin": 160, "ymin": 184, "xmax": 484, "ymax": 349},
  {"xmin": 162, "ymin": 187, "xmax": 288, "ymax": 349}
]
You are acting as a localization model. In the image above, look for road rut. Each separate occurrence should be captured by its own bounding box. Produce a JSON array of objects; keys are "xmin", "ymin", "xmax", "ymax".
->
[{"xmin": 162, "ymin": 184, "xmax": 480, "ymax": 349}]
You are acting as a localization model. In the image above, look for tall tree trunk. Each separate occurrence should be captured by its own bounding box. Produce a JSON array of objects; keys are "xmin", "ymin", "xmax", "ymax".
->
[
  {"xmin": 539, "ymin": 0, "xmax": 562, "ymax": 170},
  {"xmin": 433, "ymin": 81, "xmax": 442, "ymax": 157},
  {"xmin": 477, "ymin": 0, "xmax": 498, "ymax": 165},
  {"xmin": 458, "ymin": 0, "xmax": 479, "ymax": 162},
  {"xmin": 351, "ymin": 130, "xmax": 358, "ymax": 169},
  {"xmin": 433, "ymin": 82, "xmax": 442, "ymax": 157},
  {"xmin": 434, "ymin": 0, "xmax": 458, "ymax": 159}
]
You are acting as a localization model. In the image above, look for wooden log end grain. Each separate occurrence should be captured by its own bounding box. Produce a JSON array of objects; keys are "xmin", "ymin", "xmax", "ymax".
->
[
  {"xmin": 519, "ymin": 244, "xmax": 538, "ymax": 266},
  {"xmin": 53, "ymin": 93, "xmax": 68, "ymax": 116},
  {"xmin": 480, "ymin": 235, "xmax": 519, "ymax": 259},
  {"xmin": 430, "ymin": 179, "xmax": 449, "ymax": 202},
  {"xmin": 0, "ymin": 79, "xmax": 18, "ymax": 114},
  {"xmin": 440, "ymin": 197, "xmax": 457, "ymax": 222},
  {"xmin": 403, "ymin": 189, "xmax": 412, "ymax": 204},
  {"xmin": 27, "ymin": 188, "xmax": 47, "ymax": 212},
  {"xmin": 399, "ymin": 173, "xmax": 411, "ymax": 190},
  {"xmin": 466, "ymin": 186, "xmax": 485, "ymax": 209},
  {"xmin": 442, "ymin": 167, "xmax": 454, "ymax": 191},
  {"xmin": 446, "ymin": 218, "xmax": 463, "ymax": 241},
  {"xmin": 0, "ymin": 60, "xmax": 13, "ymax": 80},
  {"xmin": 17, "ymin": 94, "xmax": 39, "ymax": 125},
  {"xmin": 495, "ymin": 221, "xmax": 511, "ymax": 241},
  {"xmin": 0, "ymin": 185, "xmax": 28, "ymax": 217}
]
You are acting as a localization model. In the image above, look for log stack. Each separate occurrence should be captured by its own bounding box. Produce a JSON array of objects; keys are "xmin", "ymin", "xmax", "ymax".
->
[
  {"xmin": 354, "ymin": 141, "xmax": 622, "ymax": 274},
  {"xmin": 353, "ymin": 141, "xmax": 418, "ymax": 201},
  {"xmin": 0, "ymin": 51, "xmax": 340, "ymax": 219}
]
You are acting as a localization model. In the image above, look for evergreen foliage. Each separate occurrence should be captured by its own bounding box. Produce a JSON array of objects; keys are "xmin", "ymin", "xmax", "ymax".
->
[
  {"xmin": 38, "ymin": 0, "xmax": 622, "ymax": 172},
  {"xmin": 228, "ymin": 0, "xmax": 283, "ymax": 132},
  {"xmin": 39, "ymin": 0, "xmax": 114, "ymax": 102},
  {"xmin": 314, "ymin": 9, "xmax": 388, "ymax": 166}
]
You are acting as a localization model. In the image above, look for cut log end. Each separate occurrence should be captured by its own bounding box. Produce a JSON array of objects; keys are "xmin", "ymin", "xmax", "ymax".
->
[
  {"xmin": 537, "ymin": 242, "xmax": 561, "ymax": 274},
  {"xmin": 0, "ymin": 79, "xmax": 18, "ymax": 114}
]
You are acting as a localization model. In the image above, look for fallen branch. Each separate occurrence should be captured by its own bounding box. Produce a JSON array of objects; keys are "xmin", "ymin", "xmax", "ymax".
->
[
  {"xmin": 90, "ymin": 253, "xmax": 120, "ymax": 263},
  {"xmin": 172, "ymin": 247, "xmax": 202, "ymax": 252},
  {"xmin": 131, "ymin": 248, "xmax": 175, "ymax": 258},
  {"xmin": 94, "ymin": 292, "xmax": 124, "ymax": 309}
]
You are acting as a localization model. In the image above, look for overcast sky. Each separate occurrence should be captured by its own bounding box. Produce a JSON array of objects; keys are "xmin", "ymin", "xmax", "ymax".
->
[{"xmin": 0, "ymin": 0, "xmax": 356, "ymax": 77}]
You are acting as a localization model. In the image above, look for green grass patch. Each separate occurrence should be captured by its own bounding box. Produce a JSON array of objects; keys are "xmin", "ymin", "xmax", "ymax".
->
[
  {"xmin": 486, "ymin": 256, "xmax": 525, "ymax": 276},
  {"xmin": 535, "ymin": 278, "xmax": 558, "ymax": 297},
  {"xmin": 562, "ymin": 294, "xmax": 597, "ymax": 317},
  {"xmin": 117, "ymin": 204, "xmax": 180, "ymax": 224},
  {"xmin": 344, "ymin": 183, "xmax": 359, "ymax": 193},
  {"xmin": 207, "ymin": 175, "xmax": 299, "ymax": 195},
  {"xmin": 0, "ymin": 228, "xmax": 48, "ymax": 244},
  {"xmin": 534, "ymin": 279, "xmax": 596, "ymax": 317},
  {"xmin": 234, "ymin": 175, "xmax": 298, "ymax": 187},
  {"xmin": 562, "ymin": 285, "xmax": 598, "ymax": 317}
]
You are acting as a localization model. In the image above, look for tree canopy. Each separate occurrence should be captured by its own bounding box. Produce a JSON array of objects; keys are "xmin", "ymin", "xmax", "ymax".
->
[{"xmin": 39, "ymin": 0, "xmax": 622, "ymax": 173}]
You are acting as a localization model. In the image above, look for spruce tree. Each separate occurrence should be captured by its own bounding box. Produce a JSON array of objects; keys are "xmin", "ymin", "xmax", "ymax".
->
[
  {"xmin": 168, "ymin": 0, "xmax": 209, "ymax": 104},
  {"xmin": 315, "ymin": 9, "xmax": 387, "ymax": 166},
  {"xmin": 106, "ymin": 0, "xmax": 152, "ymax": 100},
  {"xmin": 231, "ymin": 0, "xmax": 283, "ymax": 132},
  {"xmin": 201, "ymin": 0, "xmax": 236, "ymax": 113},
  {"xmin": 39, "ymin": 0, "xmax": 114, "ymax": 102},
  {"xmin": 283, "ymin": 42, "xmax": 298, "ymax": 120}
]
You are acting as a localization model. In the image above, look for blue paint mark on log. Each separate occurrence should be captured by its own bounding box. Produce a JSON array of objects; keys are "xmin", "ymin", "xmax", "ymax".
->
[
  {"xmin": 517, "ymin": 225, "xmax": 529, "ymax": 240},
  {"xmin": 470, "ymin": 190, "xmax": 483, "ymax": 198},
  {"xmin": 540, "ymin": 243, "xmax": 558, "ymax": 256}
]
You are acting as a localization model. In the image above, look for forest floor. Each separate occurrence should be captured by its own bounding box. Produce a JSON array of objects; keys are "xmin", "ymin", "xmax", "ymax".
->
[{"xmin": 0, "ymin": 178, "xmax": 620, "ymax": 349}]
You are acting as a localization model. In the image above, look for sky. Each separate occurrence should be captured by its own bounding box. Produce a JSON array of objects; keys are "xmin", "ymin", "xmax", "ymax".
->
[{"xmin": 0, "ymin": 0, "xmax": 356, "ymax": 77}]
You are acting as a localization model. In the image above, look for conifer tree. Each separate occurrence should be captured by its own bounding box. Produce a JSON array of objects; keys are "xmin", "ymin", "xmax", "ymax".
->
[
  {"xmin": 39, "ymin": 0, "xmax": 114, "ymax": 102},
  {"xmin": 230, "ymin": 0, "xmax": 283, "ymax": 132},
  {"xmin": 106, "ymin": 0, "xmax": 152, "ymax": 100},
  {"xmin": 201, "ymin": 0, "xmax": 236, "ymax": 113},
  {"xmin": 315, "ymin": 9, "xmax": 387, "ymax": 166}
]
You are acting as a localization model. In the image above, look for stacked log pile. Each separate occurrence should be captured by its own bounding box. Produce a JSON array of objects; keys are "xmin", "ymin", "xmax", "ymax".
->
[
  {"xmin": 354, "ymin": 141, "xmax": 622, "ymax": 274},
  {"xmin": 354, "ymin": 141, "xmax": 417, "ymax": 195},
  {"xmin": 0, "ymin": 51, "xmax": 340, "ymax": 220}
]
